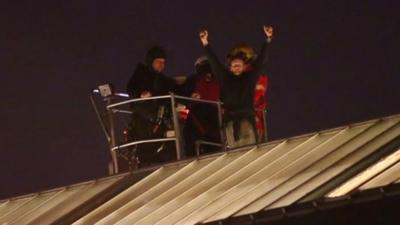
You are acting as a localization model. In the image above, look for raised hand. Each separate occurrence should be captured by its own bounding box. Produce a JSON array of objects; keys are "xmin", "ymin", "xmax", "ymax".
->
[
  {"xmin": 263, "ymin": 25, "xmax": 274, "ymax": 40},
  {"xmin": 199, "ymin": 30, "xmax": 209, "ymax": 46}
]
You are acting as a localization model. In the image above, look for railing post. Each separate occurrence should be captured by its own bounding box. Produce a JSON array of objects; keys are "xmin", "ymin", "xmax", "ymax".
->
[
  {"xmin": 170, "ymin": 93, "xmax": 183, "ymax": 160},
  {"xmin": 89, "ymin": 94, "xmax": 111, "ymax": 143},
  {"xmin": 263, "ymin": 109, "xmax": 268, "ymax": 142},
  {"xmin": 106, "ymin": 97, "xmax": 119, "ymax": 174},
  {"xmin": 216, "ymin": 102, "xmax": 226, "ymax": 151}
]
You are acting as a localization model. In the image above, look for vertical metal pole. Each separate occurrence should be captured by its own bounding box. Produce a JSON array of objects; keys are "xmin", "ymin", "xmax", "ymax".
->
[
  {"xmin": 170, "ymin": 93, "xmax": 183, "ymax": 160},
  {"xmin": 216, "ymin": 102, "xmax": 226, "ymax": 151},
  {"xmin": 195, "ymin": 141, "xmax": 200, "ymax": 157},
  {"xmin": 263, "ymin": 109, "xmax": 268, "ymax": 142},
  {"xmin": 89, "ymin": 94, "xmax": 111, "ymax": 142},
  {"xmin": 106, "ymin": 97, "xmax": 119, "ymax": 174}
]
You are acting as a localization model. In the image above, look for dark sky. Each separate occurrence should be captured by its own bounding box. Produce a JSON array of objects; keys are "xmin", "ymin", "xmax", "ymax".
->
[{"xmin": 1, "ymin": 1, "xmax": 399, "ymax": 199}]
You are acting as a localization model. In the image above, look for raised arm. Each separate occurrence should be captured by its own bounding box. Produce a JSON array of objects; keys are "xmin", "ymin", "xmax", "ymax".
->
[
  {"xmin": 252, "ymin": 25, "xmax": 274, "ymax": 74},
  {"xmin": 199, "ymin": 30, "xmax": 225, "ymax": 81},
  {"xmin": 199, "ymin": 30, "xmax": 209, "ymax": 46},
  {"xmin": 263, "ymin": 25, "xmax": 273, "ymax": 43}
]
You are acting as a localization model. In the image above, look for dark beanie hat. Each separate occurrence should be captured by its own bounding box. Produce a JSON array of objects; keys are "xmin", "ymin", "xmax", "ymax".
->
[{"xmin": 145, "ymin": 46, "xmax": 167, "ymax": 66}]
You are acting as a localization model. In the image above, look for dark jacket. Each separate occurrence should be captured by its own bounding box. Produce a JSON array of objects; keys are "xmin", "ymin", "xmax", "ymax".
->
[
  {"xmin": 126, "ymin": 63, "xmax": 177, "ymax": 134},
  {"xmin": 203, "ymin": 40, "xmax": 271, "ymax": 124},
  {"xmin": 127, "ymin": 63, "xmax": 176, "ymax": 98}
]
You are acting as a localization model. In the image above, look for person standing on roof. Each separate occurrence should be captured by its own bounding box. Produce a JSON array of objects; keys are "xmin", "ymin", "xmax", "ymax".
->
[
  {"xmin": 229, "ymin": 44, "xmax": 270, "ymax": 142},
  {"xmin": 198, "ymin": 26, "xmax": 274, "ymax": 148},
  {"xmin": 126, "ymin": 46, "xmax": 177, "ymax": 167},
  {"xmin": 183, "ymin": 57, "xmax": 221, "ymax": 156}
]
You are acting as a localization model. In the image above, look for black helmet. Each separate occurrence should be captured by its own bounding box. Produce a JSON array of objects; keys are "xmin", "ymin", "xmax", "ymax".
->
[
  {"xmin": 145, "ymin": 46, "xmax": 167, "ymax": 66},
  {"xmin": 194, "ymin": 56, "xmax": 212, "ymax": 75}
]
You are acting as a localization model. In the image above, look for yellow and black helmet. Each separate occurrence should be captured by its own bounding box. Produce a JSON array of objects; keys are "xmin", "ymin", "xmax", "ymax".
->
[{"xmin": 226, "ymin": 44, "xmax": 256, "ymax": 64}]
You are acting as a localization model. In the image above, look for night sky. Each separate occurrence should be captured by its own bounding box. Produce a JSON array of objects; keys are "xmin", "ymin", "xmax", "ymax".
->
[{"xmin": 1, "ymin": 1, "xmax": 399, "ymax": 199}]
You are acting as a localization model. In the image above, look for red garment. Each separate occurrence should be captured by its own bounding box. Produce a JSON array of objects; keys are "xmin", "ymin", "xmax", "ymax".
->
[
  {"xmin": 195, "ymin": 76, "xmax": 220, "ymax": 101},
  {"xmin": 254, "ymin": 74, "xmax": 269, "ymax": 134}
]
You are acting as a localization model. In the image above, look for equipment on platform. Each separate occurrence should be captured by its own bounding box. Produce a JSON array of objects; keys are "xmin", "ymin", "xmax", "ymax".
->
[{"xmin": 90, "ymin": 90, "xmax": 226, "ymax": 174}]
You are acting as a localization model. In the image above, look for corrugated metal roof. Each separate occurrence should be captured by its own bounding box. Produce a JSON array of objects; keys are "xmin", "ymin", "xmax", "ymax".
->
[
  {"xmin": 74, "ymin": 160, "xmax": 208, "ymax": 224},
  {"xmin": 327, "ymin": 147, "xmax": 400, "ymax": 196},
  {"xmin": 2, "ymin": 114, "xmax": 400, "ymax": 225},
  {"xmin": 208, "ymin": 182, "xmax": 400, "ymax": 225},
  {"xmin": 0, "ymin": 175, "xmax": 126, "ymax": 224},
  {"xmin": 358, "ymin": 153, "xmax": 400, "ymax": 189},
  {"xmin": 73, "ymin": 114, "xmax": 400, "ymax": 225}
]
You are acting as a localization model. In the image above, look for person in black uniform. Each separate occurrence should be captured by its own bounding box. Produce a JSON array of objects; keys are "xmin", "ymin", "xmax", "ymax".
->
[
  {"xmin": 126, "ymin": 46, "xmax": 177, "ymax": 166},
  {"xmin": 198, "ymin": 26, "xmax": 274, "ymax": 148}
]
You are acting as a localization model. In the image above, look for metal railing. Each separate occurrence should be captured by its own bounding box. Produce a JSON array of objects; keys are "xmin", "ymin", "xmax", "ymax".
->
[
  {"xmin": 91, "ymin": 90, "xmax": 268, "ymax": 174},
  {"xmin": 91, "ymin": 91, "xmax": 225, "ymax": 174}
]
